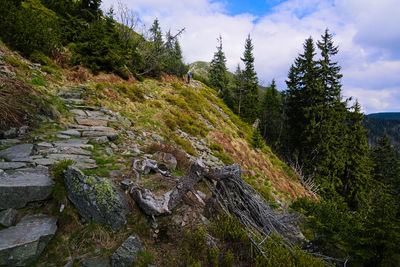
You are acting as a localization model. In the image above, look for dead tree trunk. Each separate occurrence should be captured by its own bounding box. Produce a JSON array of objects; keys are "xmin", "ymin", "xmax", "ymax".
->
[{"xmin": 129, "ymin": 162, "xmax": 207, "ymax": 216}]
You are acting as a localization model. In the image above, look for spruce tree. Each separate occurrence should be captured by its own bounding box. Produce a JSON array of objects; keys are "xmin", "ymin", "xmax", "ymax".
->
[
  {"xmin": 317, "ymin": 29, "xmax": 342, "ymax": 103},
  {"xmin": 285, "ymin": 37, "xmax": 323, "ymax": 166},
  {"xmin": 209, "ymin": 36, "xmax": 229, "ymax": 95},
  {"xmin": 341, "ymin": 101, "xmax": 373, "ymax": 209},
  {"xmin": 260, "ymin": 79, "xmax": 283, "ymax": 149},
  {"xmin": 240, "ymin": 35, "xmax": 259, "ymax": 124},
  {"xmin": 232, "ymin": 64, "xmax": 244, "ymax": 115}
]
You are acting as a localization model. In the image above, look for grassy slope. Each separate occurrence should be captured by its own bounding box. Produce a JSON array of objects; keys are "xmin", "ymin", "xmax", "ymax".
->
[{"xmin": 0, "ymin": 43, "xmax": 317, "ymax": 266}]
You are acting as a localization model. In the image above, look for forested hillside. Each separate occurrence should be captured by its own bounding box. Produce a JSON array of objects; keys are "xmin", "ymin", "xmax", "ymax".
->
[{"xmin": 0, "ymin": 0, "xmax": 399, "ymax": 266}]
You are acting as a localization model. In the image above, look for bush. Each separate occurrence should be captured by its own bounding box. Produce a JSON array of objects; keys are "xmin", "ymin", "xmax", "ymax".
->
[{"xmin": 0, "ymin": 0, "xmax": 61, "ymax": 56}]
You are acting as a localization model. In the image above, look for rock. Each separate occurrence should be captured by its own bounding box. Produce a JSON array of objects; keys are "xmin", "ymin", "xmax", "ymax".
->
[
  {"xmin": 76, "ymin": 117, "xmax": 108, "ymax": 127},
  {"xmin": 48, "ymin": 146, "xmax": 92, "ymax": 156},
  {"xmin": 33, "ymin": 158, "xmax": 57, "ymax": 166},
  {"xmin": 91, "ymin": 136, "xmax": 109, "ymax": 144},
  {"xmin": 56, "ymin": 134, "xmax": 71, "ymax": 139},
  {"xmin": 64, "ymin": 166, "xmax": 130, "ymax": 231},
  {"xmin": 120, "ymin": 179, "xmax": 133, "ymax": 190},
  {"xmin": 7, "ymin": 166, "xmax": 49, "ymax": 176},
  {"xmin": 82, "ymin": 131, "xmax": 118, "ymax": 141},
  {"xmin": 105, "ymin": 147, "xmax": 114, "ymax": 156},
  {"xmin": 0, "ymin": 169, "xmax": 4, "ymax": 176},
  {"xmin": 151, "ymin": 134, "xmax": 164, "ymax": 143},
  {"xmin": 0, "ymin": 214, "xmax": 57, "ymax": 266},
  {"xmin": 53, "ymin": 139, "xmax": 93, "ymax": 149},
  {"xmin": 82, "ymin": 257, "xmax": 110, "ymax": 267},
  {"xmin": 61, "ymin": 98, "xmax": 85, "ymax": 105},
  {"xmin": 36, "ymin": 142, "xmax": 53, "ymax": 149},
  {"xmin": 110, "ymin": 235, "xmax": 143, "ymax": 267},
  {"xmin": 0, "ymin": 144, "xmax": 33, "ymax": 161},
  {"xmin": 153, "ymin": 152, "xmax": 177, "ymax": 170},
  {"xmin": 0, "ymin": 162, "xmax": 27, "ymax": 170},
  {"xmin": 3, "ymin": 128, "xmax": 18, "ymax": 139},
  {"xmin": 0, "ymin": 172, "xmax": 54, "ymax": 209},
  {"xmin": 117, "ymin": 115, "xmax": 132, "ymax": 128},
  {"xmin": 18, "ymin": 126, "xmax": 29, "ymax": 136},
  {"xmin": 0, "ymin": 66, "xmax": 16, "ymax": 77},
  {"xmin": 0, "ymin": 139, "xmax": 21, "ymax": 147},
  {"xmin": 58, "ymin": 91, "xmax": 82, "ymax": 99},
  {"xmin": 60, "ymin": 129, "xmax": 81, "ymax": 137},
  {"xmin": 0, "ymin": 209, "xmax": 18, "ymax": 227},
  {"xmin": 132, "ymin": 147, "xmax": 141, "ymax": 156},
  {"xmin": 69, "ymin": 109, "xmax": 87, "ymax": 116}
]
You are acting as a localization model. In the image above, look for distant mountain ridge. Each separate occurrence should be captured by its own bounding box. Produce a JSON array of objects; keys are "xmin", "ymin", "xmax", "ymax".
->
[
  {"xmin": 363, "ymin": 113, "xmax": 400, "ymax": 156},
  {"xmin": 367, "ymin": 112, "xmax": 400, "ymax": 120}
]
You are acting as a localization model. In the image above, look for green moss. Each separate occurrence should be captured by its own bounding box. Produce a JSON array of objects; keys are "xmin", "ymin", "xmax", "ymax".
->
[
  {"xmin": 3, "ymin": 55, "xmax": 29, "ymax": 71},
  {"xmin": 170, "ymin": 132, "xmax": 198, "ymax": 156},
  {"xmin": 30, "ymin": 76, "xmax": 46, "ymax": 86}
]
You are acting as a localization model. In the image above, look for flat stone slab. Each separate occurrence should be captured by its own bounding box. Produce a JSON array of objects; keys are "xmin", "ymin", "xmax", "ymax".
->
[
  {"xmin": 70, "ymin": 109, "xmax": 87, "ymax": 116},
  {"xmin": 83, "ymin": 257, "xmax": 110, "ymax": 267},
  {"xmin": 60, "ymin": 129, "xmax": 81, "ymax": 137},
  {"xmin": 64, "ymin": 166, "xmax": 130, "ymax": 231},
  {"xmin": 0, "ymin": 139, "xmax": 21, "ymax": 147},
  {"xmin": 53, "ymin": 139, "xmax": 93, "ymax": 149},
  {"xmin": 48, "ymin": 146, "xmax": 92, "ymax": 156},
  {"xmin": 0, "ymin": 144, "xmax": 33, "ymax": 161},
  {"xmin": 33, "ymin": 158, "xmax": 58, "ymax": 166},
  {"xmin": 0, "ymin": 162, "xmax": 27, "ymax": 170},
  {"xmin": 76, "ymin": 117, "xmax": 108, "ymax": 127},
  {"xmin": 56, "ymin": 134, "xmax": 71, "ymax": 139},
  {"xmin": 82, "ymin": 131, "xmax": 118, "ymax": 141},
  {"xmin": 0, "ymin": 214, "xmax": 57, "ymax": 266},
  {"xmin": 0, "ymin": 172, "xmax": 54, "ymax": 209},
  {"xmin": 110, "ymin": 235, "xmax": 143, "ymax": 267},
  {"xmin": 61, "ymin": 98, "xmax": 85, "ymax": 105},
  {"xmin": 47, "ymin": 154, "xmax": 96, "ymax": 164}
]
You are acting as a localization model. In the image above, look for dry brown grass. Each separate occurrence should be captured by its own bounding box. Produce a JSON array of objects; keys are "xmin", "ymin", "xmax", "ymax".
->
[{"xmin": 0, "ymin": 77, "xmax": 45, "ymax": 131}]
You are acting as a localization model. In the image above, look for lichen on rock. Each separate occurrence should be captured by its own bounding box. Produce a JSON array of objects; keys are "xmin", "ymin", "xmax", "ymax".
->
[{"xmin": 64, "ymin": 166, "xmax": 130, "ymax": 231}]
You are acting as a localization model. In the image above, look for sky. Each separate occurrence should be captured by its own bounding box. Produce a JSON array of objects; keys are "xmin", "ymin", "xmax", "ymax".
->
[{"xmin": 101, "ymin": 0, "xmax": 400, "ymax": 114}]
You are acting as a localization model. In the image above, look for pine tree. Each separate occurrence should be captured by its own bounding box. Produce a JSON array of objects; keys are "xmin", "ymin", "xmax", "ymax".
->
[
  {"xmin": 209, "ymin": 36, "xmax": 229, "ymax": 95},
  {"xmin": 240, "ymin": 35, "xmax": 259, "ymax": 124}
]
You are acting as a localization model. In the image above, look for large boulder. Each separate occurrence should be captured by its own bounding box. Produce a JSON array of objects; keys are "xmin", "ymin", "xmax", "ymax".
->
[
  {"xmin": 110, "ymin": 235, "xmax": 143, "ymax": 267},
  {"xmin": 0, "ymin": 214, "xmax": 57, "ymax": 266},
  {"xmin": 0, "ymin": 144, "xmax": 33, "ymax": 161},
  {"xmin": 0, "ymin": 172, "xmax": 54, "ymax": 209},
  {"xmin": 64, "ymin": 166, "xmax": 130, "ymax": 231}
]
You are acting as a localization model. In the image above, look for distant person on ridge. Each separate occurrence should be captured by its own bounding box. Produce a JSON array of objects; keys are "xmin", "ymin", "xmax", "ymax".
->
[{"xmin": 187, "ymin": 72, "xmax": 192, "ymax": 83}]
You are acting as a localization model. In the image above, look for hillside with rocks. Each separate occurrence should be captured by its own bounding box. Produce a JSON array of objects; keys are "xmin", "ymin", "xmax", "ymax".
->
[{"xmin": 0, "ymin": 43, "xmax": 319, "ymax": 266}]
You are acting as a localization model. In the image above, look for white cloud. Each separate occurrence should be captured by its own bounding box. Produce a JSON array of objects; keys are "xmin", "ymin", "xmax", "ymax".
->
[{"xmin": 102, "ymin": 0, "xmax": 400, "ymax": 114}]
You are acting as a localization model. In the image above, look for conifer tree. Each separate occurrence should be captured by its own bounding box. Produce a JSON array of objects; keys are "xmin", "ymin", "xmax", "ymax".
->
[
  {"xmin": 260, "ymin": 79, "xmax": 282, "ymax": 149},
  {"xmin": 209, "ymin": 36, "xmax": 229, "ymax": 95},
  {"xmin": 232, "ymin": 64, "xmax": 244, "ymax": 115},
  {"xmin": 285, "ymin": 37, "xmax": 323, "ymax": 165},
  {"xmin": 341, "ymin": 101, "xmax": 373, "ymax": 209},
  {"xmin": 317, "ymin": 29, "xmax": 342, "ymax": 103},
  {"xmin": 240, "ymin": 35, "xmax": 259, "ymax": 123}
]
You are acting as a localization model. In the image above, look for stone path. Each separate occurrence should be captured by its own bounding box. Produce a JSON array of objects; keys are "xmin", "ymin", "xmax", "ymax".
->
[{"xmin": 0, "ymin": 85, "xmax": 133, "ymax": 265}]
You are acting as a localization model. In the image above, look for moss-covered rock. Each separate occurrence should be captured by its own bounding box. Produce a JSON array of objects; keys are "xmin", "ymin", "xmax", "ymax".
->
[{"xmin": 64, "ymin": 166, "xmax": 130, "ymax": 231}]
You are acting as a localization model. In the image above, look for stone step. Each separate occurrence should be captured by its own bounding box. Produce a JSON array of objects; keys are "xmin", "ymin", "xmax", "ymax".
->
[
  {"xmin": 75, "ymin": 117, "xmax": 108, "ymax": 127},
  {"xmin": 59, "ymin": 129, "xmax": 81, "ymax": 137},
  {"xmin": 69, "ymin": 109, "xmax": 87, "ymax": 117},
  {"xmin": 0, "ymin": 162, "xmax": 27, "ymax": 170},
  {"xmin": 61, "ymin": 98, "xmax": 85, "ymax": 105},
  {"xmin": 0, "ymin": 214, "xmax": 57, "ymax": 266},
  {"xmin": 0, "ymin": 172, "xmax": 54, "ymax": 209},
  {"xmin": 58, "ymin": 91, "xmax": 82, "ymax": 99},
  {"xmin": 0, "ymin": 144, "xmax": 33, "ymax": 161}
]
